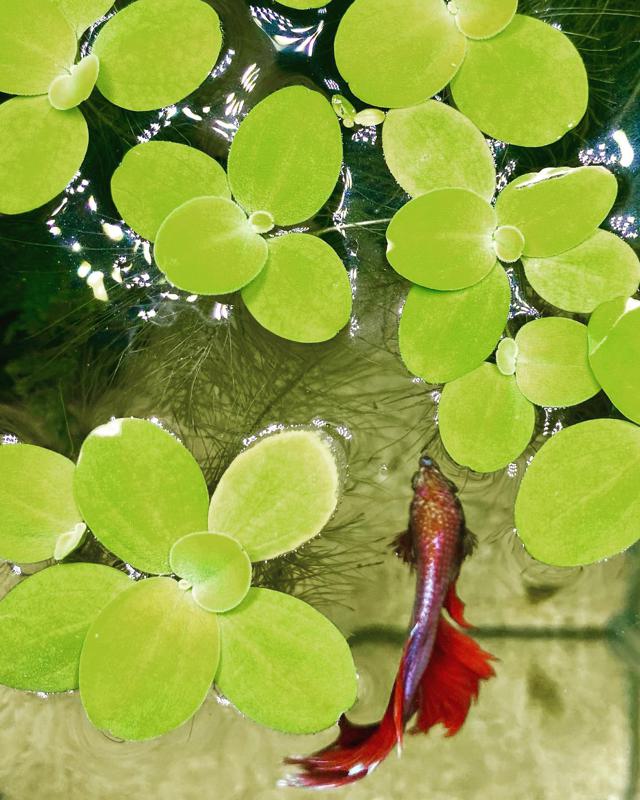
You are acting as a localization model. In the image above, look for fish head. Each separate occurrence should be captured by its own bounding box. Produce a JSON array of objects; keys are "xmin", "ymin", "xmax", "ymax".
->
[{"xmin": 415, "ymin": 454, "xmax": 460, "ymax": 496}]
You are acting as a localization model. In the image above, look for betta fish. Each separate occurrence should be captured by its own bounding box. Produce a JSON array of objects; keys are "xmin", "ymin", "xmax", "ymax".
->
[{"xmin": 284, "ymin": 455, "xmax": 495, "ymax": 789}]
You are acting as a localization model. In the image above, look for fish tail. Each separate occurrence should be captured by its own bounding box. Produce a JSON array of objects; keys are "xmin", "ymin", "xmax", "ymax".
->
[{"xmin": 412, "ymin": 616, "xmax": 496, "ymax": 738}]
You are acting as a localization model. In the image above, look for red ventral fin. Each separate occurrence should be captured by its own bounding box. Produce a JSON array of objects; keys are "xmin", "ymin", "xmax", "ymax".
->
[
  {"xmin": 413, "ymin": 617, "xmax": 495, "ymax": 738},
  {"xmin": 392, "ymin": 529, "xmax": 416, "ymax": 567},
  {"xmin": 444, "ymin": 580, "xmax": 472, "ymax": 629}
]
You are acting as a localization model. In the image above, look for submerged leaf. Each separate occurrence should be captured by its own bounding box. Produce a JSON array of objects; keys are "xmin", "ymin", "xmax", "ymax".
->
[
  {"xmin": 399, "ymin": 265, "xmax": 510, "ymax": 384},
  {"xmin": 0, "ymin": 564, "xmax": 130, "ymax": 692},
  {"xmin": 216, "ymin": 588, "xmax": 357, "ymax": 733},
  {"xmin": 439, "ymin": 363, "xmax": 535, "ymax": 473},
  {"xmin": 515, "ymin": 420, "xmax": 640, "ymax": 566},
  {"xmin": 80, "ymin": 577, "xmax": 220, "ymax": 740},
  {"xmin": 383, "ymin": 100, "xmax": 496, "ymax": 201},
  {"xmin": 0, "ymin": 443, "xmax": 83, "ymax": 563},
  {"xmin": 92, "ymin": 0, "xmax": 222, "ymax": 111},
  {"xmin": 451, "ymin": 15, "xmax": 588, "ymax": 147},
  {"xmin": 228, "ymin": 86, "xmax": 342, "ymax": 226},
  {"xmin": 242, "ymin": 233, "xmax": 352, "ymax": 343},
  {"xmin": 111, "ymin": 141, "xmax": 230, "ymax": 242},
  {"xmin": 386, "ymin": 188, "xmax": 497, "ymax": 290},
  {"xmin": 209, "ymin": 429, "xmax": 340, "ymax": 561},
  {"xmin": 334, "ymin": 0, "xmax": 466, "ymax": 108},
  {"xmin": 0, "ymin": 96, "xmax": 88, "ymax": 215},
  {"xmin": 74, "ymin": 418, "xmax": 209, "ymax": 574},
  {"xmin": 453, "ymin": 0, "xmax": 517, "ymax": 39}
]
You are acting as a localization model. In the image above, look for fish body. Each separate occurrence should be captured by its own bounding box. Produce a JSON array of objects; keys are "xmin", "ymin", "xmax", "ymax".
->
[{"xmin": 284, "ymin": 456, "xmax": 495, "ymax": 789}]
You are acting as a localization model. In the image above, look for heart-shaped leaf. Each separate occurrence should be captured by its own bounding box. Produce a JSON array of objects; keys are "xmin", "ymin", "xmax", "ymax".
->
[
  {"xmin": 0, "ymin": 443, "xmax": 84, "ymax": 563},
  {"xmin": 111, "ymin": 141, "xmax": 230, "ymax": 242},
  {"xmin": 53, "ymin": 0, "xmax": 114, "ymax": 34},
  {"xmin": 0, "ymin": 564, "xmax": 130, "ymax": 692},
  {"xmin": 383, "ymin": 100, "xmax": 496, "ymax": 201},
  {"xmin": 209, "ymin": 429, "xmax": 340, "ymax": 562},
  {"xmin": 80, "ymin": 577, "xmax": 220, "ymax": 740},
  {"xmin": 154, "ymin": 196, "xmax": 268, "ymax": 295},
  {"xmin": 0, "ymin": 96, "xmax": 88, "ymax": 215},
  {"xmin": 74, "ymin": 418, "xmax": 209, "ymax": 574},
  {"xmin": 439, "ymin": 363, "xmax": 535, "ymax": 473},
  {"xmin": 48, "ymin": 54, "xmax": 100, "ymax": 111},
  {"xmin": 515, "ymin": 420, "xmax": 640, "ymax": 566},
  {"xmin": 453, "ymin": 0, "xmax": 517, "ymax": 39},
  {"xmin": 215, "ymin": 588, "xmax": 357, "ymax": 733},
  {"xmin": 228, "ymin": 86, "xmax": 342, "ymax": 227},
  {"xmin": 92, "ymin": 0, "xmax": 222, "ymax": 111},
  {"xmin": 386, "ymin": 188, "xmax": 497, "ymax": 290},
  {"xmin": 242, "ymin": 233, "xmax": 352, "ymax": 343},
  {"xmin": 399, "ymin": 264, "xmax": 510, "ymax": 384}
]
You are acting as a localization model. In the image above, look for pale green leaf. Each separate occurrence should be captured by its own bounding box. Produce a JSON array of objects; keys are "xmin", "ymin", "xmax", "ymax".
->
[
  {"xmin": 514, "ymin": 318, "xmax": 600, "ymax": 407},
  {"xmin": 52, "ymin": 0, "xmax": 114, "ymax": 34},
  {"xmin": 453, "ymin": 0, "xmax": 517, "ymax": 39},
  {"xmin": 523, "ymin": 229, "xmax": 640, "ymax": 313},
  {"xmin": 451, "ymin": 15, "xmax": 588, "ymax": 146},
  {"xmin": 386, "ymin": 188, "xmax": 497, "ymax": 290},
  {"xmin": 496, "ymin": 337, "xmax": 518, "ymax": 376},
  {"xmin": 154, "ymin": 197, "xmax": 268, "ymax": 295},
  {"xmin": 0, "ymin": 564, "xmax": 130, "ymax": 692},
  {"xmin": 228, "ymin": 86, "xmax": 342, "ymax": 226},
  {"xmin": 0, "ymin": 0, "xmax": 76, "ymax": 95},
  {"xmin": 80, "ymin": 577, "xmax": 220, "ymax": 740},
  {"xmin": 216, "ymin": 588, "xmax": 356, "ymax": 734},
  {"xmin": 0, "ymin": 96, "xmax": 88, "ymax": 215},
  {"xmin": 0, "ymin": 443, "xmax": 83, "ymax": 563},
  {"xmin": 334, "ymin": 0, "xmax": 466, "ymax": 108},
  {"xmin": 111, "ymin": 141, "xmax": 230, "ymax": 242},
  {"xmin": 93, "ymin": 0, "xmax": 222, "ymax": 112},
  {"xmin": 383, "ymin": 100, "xmax": 496, "ymax": 201},
  {"xmin": 209, "ymin": 429, "xmax": 340, "ymax": 561},
  {"xmin": 276, "ymin": 0, "xmax": 331, "ymax": 7},
  {"xmin": 242, "ymin": 233, "xmax": 352, "ymax": 343},
  {"xmin": 170, "ymin": 533, "xmax": 252, "ymax": 613},
  {"xmin": 399, "ymin": 265, "xmax": 510, "ymax": 384},
  {"xmin": 515, "ymin": 419, "xmax": 640, "ymax": 566},
  {"xmin": 439, "ymin": 363, "xmax": 535, "ymax": 473},
  {"xmin": 493, "ymin": 225, "xmax": 524, "ymax": 263},
  {"xmin": 588, "ymin": 297, "xmax": 640, "ymax": 425},
  {"xmin": 496, "ymin": 167, "xmax": 618, "ymax": 258},
  {"xmin": 48, "ymin": 54, "xmax": 99, "ymax": 111},
  {"xmin": 74, "ymin": 418, "xmax": 209, "ymax": 574}
]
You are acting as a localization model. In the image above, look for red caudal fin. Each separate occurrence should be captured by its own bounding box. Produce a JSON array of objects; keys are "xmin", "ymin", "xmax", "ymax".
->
[{"xmin": 413, "ymin": 617, "xmax": 495, "ymax": 738}]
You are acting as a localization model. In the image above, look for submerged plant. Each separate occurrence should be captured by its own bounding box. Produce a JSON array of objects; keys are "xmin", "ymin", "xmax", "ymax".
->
[{"xmin": 0, "ymin": 419, "xmax": 357, "ymax": 739}]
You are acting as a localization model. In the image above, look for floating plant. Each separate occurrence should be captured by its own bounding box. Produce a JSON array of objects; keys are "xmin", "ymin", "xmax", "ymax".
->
[
  {"xmin": 0, "ymin": 0, "xmax": 223, "ymax": 214},
  {"xmin": 0, "ymin": 420, "xmax": 357, "ymax": 739},
  {"xmin": 112, "ymin": 86, "xmax": 352, "ymax": 343}
]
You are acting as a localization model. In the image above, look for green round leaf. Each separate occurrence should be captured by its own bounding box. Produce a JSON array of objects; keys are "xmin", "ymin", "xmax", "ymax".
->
[
  {"xmin": 154, "ymin": 197, "xmax": 268, "ymax": 295},
  {"xmin": 439, "ymin": 363, "xmax": 535, "ymax": 473},
  {"xmin": 92, "ymin": 0, "xmax": 222, "ymax": 112},
  {"xmin": 450, "ymin": 15, "xmax": 588, "ymax": 147},
  {"xmin": 588, "ymin": 297, "xmax": 640, "ymax": 424},
  {"xmin": 0, "ymin": 96, "xmax": 88, "ymax": 215},
  {"xmin": 514, "ymin": 318, "xmax": 600, "ymax": 408},
  {"xmin": 209, "ymin": 429, "xmax": 340, "ymax": 562},
  {"xmin": 0, "ymin": 443, "xmax": 83, "ymax": 563},
  {"xmin": 523, "ymin": 230, "xmax": 640, "ymax": 314},
  {"xmin": 53, "ymin": 0, "xmax": 114, "ymax": 34},
  {"xmin": 0, "ymin": 564, "xmax": 130, "ymax": 692},
  {"xmin": 0, "ymin": 0, "xmax": 76, "ymax": 95},
  {"xmin": 74, "ymin": 418, "xmax": 209, "ymax": 574},
  {"xmin": 215, "ymin": 588, "xmax": 356, "ymax": 734},
  {"xmin": 276, "ymin": 0, "xmax": 331, "ymax": 6},
  {"xmin": 334, "ymin": 0, "xmax": 466, "ymax": 108},
  {"xmin": 170, "ymin": 533, "xmax": 252, "ymax": 613},
  {"xmin": 228, "ymin": 86, "xmax": 342, "ymax": 226},
  {"xmin": 386, "ymin": 188, "xmax": 497, "ymax": 290},
  {"xmin": 493, "ymin": 225, "xmax": 524, "ymax": 263},
  {"xmin": 111, "ymin": 141, "xmax": 230, "ymax": 242},
  {"xmin": 48, "ymin": 54, "xmax": 99, "ymax": 111},
  {"xmin": 453, "ymin": 0, "xmax": 517, "ymax": 39},
  {"xmin": 496, "ymin": 337, "xmax": 518, "ymax": 376},
  {"xmin": 241, "ymin": 234, "xmax": 352, "ymax": 343},
  {"xmin": 515, "ymin": 419, "xmax": 640, "ymax": 566},
  {"xmin": 399, "ymin": 264, "xmax": 510, "ymax": 383},
  {"xmin": 383, "ymin": 100, "xmax": 496, "ymax": 201},
  {"xmin": 496, "ymin": 167, "xmax": 618, "ymax": 258},
  {"xmin": 80, "ymin": 577, "xmax": 220, "ymax": 740}
]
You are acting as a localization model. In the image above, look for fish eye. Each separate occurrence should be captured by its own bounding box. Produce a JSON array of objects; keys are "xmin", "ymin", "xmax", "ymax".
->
[{"xmin": 419, "ymin": 455, "xmax": 433, "ymax": 468}]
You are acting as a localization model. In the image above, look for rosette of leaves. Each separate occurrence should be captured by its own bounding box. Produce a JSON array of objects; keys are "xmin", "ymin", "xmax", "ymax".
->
[
  {"xmin": 110, "ymin": 85, "xmax": 352, "ymax": 343},
  {"xmin": 0, "ymin": 0, "xmax": 223, "ymax": 214},
  {"xmin": 334, "ymin": 0, "xmax": 588, "ymax": 146},
  {"xmin": 0, "ymin": 419, "xmax": 357, "ymax": 739}
]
